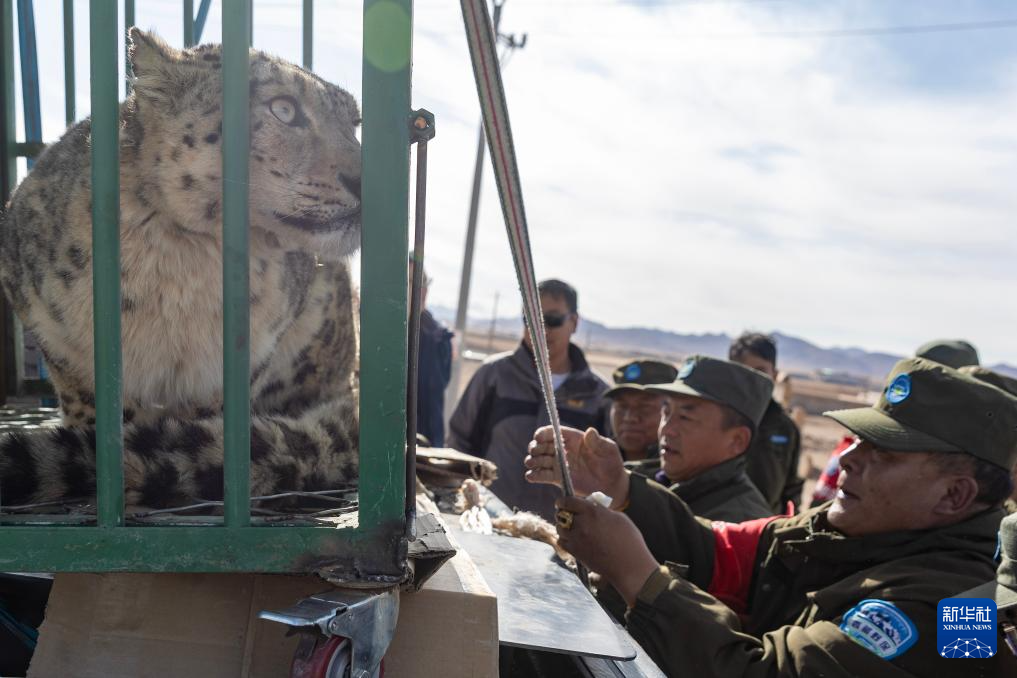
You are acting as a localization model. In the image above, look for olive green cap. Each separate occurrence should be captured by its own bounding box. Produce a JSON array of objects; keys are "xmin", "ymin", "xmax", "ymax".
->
[
  {"xmin": 604, "ymin": 359, "xmax": 678, "ymax": 398},
  {"xmin": 915, "ymin": 339, "xmax": 979, "ymax": 369},
  {"xmin": 825, "ymin": 357, "xmax": 1017, "ymax": 471},
  {"xmin": 646, "ymin": 355, "xmax": 773, "ymax": 429},
  {"xmin": 960, "ymin": 365, "xmax": 1017, "ymax": 398},
  {"xmin": 957, "ymin": 512, "xmax": 1017, "ymax": 612}
]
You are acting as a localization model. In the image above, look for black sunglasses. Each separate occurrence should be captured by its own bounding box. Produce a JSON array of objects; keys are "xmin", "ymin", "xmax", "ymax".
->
[
  {"xmin": 523, "ymin": 312, "xmax": 573, "ymax": 329},
  {"xmin": 542, "ymin": 312, "xmax": 571, "ymax": 328}
]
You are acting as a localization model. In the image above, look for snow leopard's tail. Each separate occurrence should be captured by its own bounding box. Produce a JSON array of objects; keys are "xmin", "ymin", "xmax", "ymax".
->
[{"xmin": 0, "ymin": 398, "xmax": 358, "ymax": 510}]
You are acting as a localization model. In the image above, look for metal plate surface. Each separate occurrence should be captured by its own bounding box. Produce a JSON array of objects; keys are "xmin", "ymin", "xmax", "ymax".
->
[
  {"xmin": 579, "ymin": 647, "xmax": 667, "ymax": 678},
  {"xmin": 449, "ymin": 521, "xmax": 636, "ymax": 661}
]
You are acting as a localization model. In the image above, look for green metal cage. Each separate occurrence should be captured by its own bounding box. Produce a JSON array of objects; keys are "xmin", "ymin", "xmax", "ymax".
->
[{"xmin": 0, "ymin": 0, "xmax": 412, "ymax": 579}]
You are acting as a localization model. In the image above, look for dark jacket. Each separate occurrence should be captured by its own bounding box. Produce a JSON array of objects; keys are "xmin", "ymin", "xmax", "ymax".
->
[
  {"xmin": 415, "ymin": 309, "xmax": 453, "ymax": 446},
  {"xmin": 621, "ymin": 475, "xmax": 1016, "ymax": 677},
  {"xmin": 598, "ymin": 459, "xmax": 770, "ymax": 622},
  {"xmin": 655, "ymin": 455, "xmax": 772, "ymax": 523},
  {"xmin": 447, "ymin": 342, "xmax": 609, "ymax": 520},
  {"xmin": 622, "ymin": 443, "xmax": 660, "ymax": 480},
  {"xmin": 744, "ymin": 399, "xmax": 803, "ymax": 513}
]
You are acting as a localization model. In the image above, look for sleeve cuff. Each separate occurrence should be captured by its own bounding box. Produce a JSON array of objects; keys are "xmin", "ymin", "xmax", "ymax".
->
[{"xmin": 636, "ymin": 565, "xmax": 676, "ymax": 606}]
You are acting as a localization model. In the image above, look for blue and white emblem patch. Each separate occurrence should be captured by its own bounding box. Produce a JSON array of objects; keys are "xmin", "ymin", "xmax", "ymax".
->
[
  {"xmin": 678, "ymin": 360, "xmax": 695, "ymax": 380},
  {"xmin": 769, "ymin": 434, "xmax": 789, "ymax": 444},
  {"xmin": 624, "ymin": 364, "xmax": 642, "ymax": 381},
  {"xmin": 886, "ymin": 374, "xmax": 912, "ymax": 405},
  {"xmin": 839, "ymin": 599, "xmax": 918, "ymax": 660}
]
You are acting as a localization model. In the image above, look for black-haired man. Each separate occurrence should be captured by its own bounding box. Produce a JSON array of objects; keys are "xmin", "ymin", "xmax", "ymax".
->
[
  {"xmin": 729, "ymin": 332, "xmax": 802, "ymax": 512},
  {"xmin": 447, "ymin": 278, "xmax": 608, "ymax": 520}
]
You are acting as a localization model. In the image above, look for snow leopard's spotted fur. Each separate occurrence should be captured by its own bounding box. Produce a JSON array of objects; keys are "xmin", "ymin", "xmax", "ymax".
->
[{"xmin": 0, "ymin": 29, "xmax": 362, "ymax": 509}]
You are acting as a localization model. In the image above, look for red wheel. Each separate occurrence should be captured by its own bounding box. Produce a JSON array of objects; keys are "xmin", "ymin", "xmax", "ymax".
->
[{"xmin": 290, "ymin": 634, "xmax": 383, "ymax": 678}]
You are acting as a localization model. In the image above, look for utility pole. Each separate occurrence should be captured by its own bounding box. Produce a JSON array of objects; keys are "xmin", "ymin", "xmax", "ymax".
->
[
  {"xmin": 486, "ymin": 291, "xmax": 499, "ymax": 351},
  {"xmin": 445, "ymin": 0, "xmax": 526, "ymax": 409}
]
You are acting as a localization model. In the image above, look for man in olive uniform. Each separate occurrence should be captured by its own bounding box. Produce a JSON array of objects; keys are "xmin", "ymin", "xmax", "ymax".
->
[
  {"xmin": 958, "ymin": 511, "xmax": 1017, "ymax": 658},
  {"xmin": 533, "ymin": 355, "xmax": 772, "ymax": 524},
  {"xmin": 811, "ymin": 338, "xmax": 982, "ymax": 506},
  {"xmin": 961, "ymin": 365, "xmax": 1017, "ymax": 395},
  {"xmin": 603, "ymin": 359, "xmax": 677, "ymax": 478},
  {"xmin": 639, "ymin": 356, "xmax": 773, "ymax": 522},
  {"xmin": 916, "ymin": 338, "xmax": 980, "ymax": 369},
  {"xmin": 526, "ymin": 357, "xmax": 1017, "ymax": 677},
  {"xmin": 960, "ymin": 366, "xmax": 1017, "ymax": 514},
  {"xmin": 729, "ymin": 332, "xmax": 803, "ymax": 513}
]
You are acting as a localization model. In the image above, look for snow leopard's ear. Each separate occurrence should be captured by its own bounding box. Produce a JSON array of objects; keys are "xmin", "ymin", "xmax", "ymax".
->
[
  {"xmin": 128, "ymin": 28, "xmax": 216, "ymax": 104},
  {"xmin": 129, "ymin": 28, "xmax": 182, "ymax": 77}
]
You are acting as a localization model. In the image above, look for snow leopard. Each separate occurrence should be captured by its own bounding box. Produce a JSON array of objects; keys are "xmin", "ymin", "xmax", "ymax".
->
[{"xmin": 0, "ymin": 29, "xmax": 363, "ymax": 509}]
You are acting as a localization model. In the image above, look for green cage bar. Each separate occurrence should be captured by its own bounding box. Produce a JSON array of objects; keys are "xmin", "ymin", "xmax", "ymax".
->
[
  {"xmin": 0, "ymin": 1, "xmax": 13, "ymax": 406},
  {"xmin": 125, "ymin": 0, "xmax": 135, "ymax": 90},
  {"xmin": 303, "ymin": 0, "xmax": 313, "ymax": 69},
  {"xmin": 358, "ymin": 0, "xmax": 411, "ymax": 535},
  {"xmin": 0, "ymin": 520, "xmax": 390, "ymax": 573},
  {"xmin": 63, "ymin": 0, "xmax": 74, "ymax": 124},
  {"xmin": 222, "ymin": 1, "xmax": 251, "ymax": 528},
  {"xmin": 1, "ymin": 0, "xmax": 14, "ymax": 189},
  {"xmin": 0, "ymin": 0, "xmax": 413, "ymax": 577},
  {"xmin": 183, "ymin": 0, "xmax": 194, "ymax": 47},
  {"xmin": 90, "ymin": 0, "xmax": 125, "ymax": 528}
]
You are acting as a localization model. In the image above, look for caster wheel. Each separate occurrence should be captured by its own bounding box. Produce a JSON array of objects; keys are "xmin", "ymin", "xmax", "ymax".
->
[{"xmin": 291, "ymin": 633, "xmax": 383, "ymax": 678}]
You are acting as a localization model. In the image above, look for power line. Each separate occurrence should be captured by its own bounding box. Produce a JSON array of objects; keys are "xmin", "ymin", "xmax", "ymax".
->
[
  {"xmin": 448, "ymin": 16, "xmax": 1017, "ymax": 41},
  {"xmin": 434, "ymin": 0, "xmax": 792, "ymax": 5},
  {"xmin": 242, "ymin": 0, "xmax": 1017, "ymax": 40},
  {"xmin": 756, "ymin": 17, "xmax": 1017, "ymax": 39}
]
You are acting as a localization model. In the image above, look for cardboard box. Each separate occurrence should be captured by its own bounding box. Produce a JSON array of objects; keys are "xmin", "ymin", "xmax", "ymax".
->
[
  {"xmin": 28, "ymin": 549, "xmax": 497, "ymax": 677},
  {"xmin": 382, "ymin": 548, "xmax": 498, "ymax": 678}
]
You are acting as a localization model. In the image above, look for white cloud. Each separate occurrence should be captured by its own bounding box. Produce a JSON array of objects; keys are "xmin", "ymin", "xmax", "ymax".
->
[
  {"xmin": 402, "ymin": 1, "xmax": 1017, "ymax": 364},
  {"xmin": 18, "ymin": 0, "xmax": 1017, "ymax": 365}
]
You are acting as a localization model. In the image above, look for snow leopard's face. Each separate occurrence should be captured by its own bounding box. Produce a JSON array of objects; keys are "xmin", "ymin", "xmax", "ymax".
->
[{"xmin": 129, "ymin": 28, "xmax": 362, "ymax": 259}]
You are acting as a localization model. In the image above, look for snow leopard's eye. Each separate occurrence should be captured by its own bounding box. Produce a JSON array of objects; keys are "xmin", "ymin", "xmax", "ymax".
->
[{"xmin": 269, "ymin": 96, "xmax": 305, "ymax": 127}]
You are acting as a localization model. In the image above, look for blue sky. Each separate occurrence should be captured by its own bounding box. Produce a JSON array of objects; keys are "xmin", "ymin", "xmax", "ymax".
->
[{"xmin": 12, "ymin": 0, "xmax": 1017, "ymax": 365}]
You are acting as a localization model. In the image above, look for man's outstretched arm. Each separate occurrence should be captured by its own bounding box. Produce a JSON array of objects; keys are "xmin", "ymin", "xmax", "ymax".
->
[{"xmin": 625, "ymin": 571, "xmax": 969, "ymax": 678}]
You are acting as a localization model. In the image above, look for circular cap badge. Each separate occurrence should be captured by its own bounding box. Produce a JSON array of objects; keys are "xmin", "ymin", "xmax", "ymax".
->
[
  {"xmin": 886, "ymin": 374, "xmax": 912, "ymax": 405},
  {"xmin": 624, "ymin": 364, "xmax": 642, "ymax": 382},
  {"xmin": 678, "ymin": 360, "xmax": 696, "ymax": 380}
]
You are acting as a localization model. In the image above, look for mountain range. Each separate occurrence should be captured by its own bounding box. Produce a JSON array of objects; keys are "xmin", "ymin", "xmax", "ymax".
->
[{"xmin": 429, "ymin": 305, "xmax": 1017, "ymax": 384}]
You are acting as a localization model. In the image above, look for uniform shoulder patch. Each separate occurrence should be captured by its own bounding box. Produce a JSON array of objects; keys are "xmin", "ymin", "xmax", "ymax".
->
[{"xmin": 839, "ymin": 599, "xmax": 918, "ymax": 660}]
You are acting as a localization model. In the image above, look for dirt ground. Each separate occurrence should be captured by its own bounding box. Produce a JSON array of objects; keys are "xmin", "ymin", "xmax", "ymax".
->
[{"xmin": 451, "ymin": 331, "xmax": 856, "ymax": 507}]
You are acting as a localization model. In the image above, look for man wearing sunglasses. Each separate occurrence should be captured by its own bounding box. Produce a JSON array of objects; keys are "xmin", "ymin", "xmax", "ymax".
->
[{"xmin": 447, "ymin": 278, "xmax": 609, "ymax": 521}]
